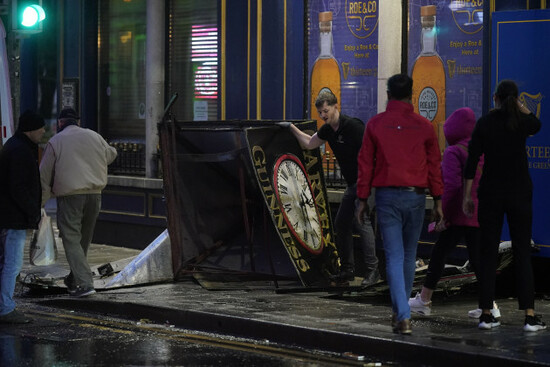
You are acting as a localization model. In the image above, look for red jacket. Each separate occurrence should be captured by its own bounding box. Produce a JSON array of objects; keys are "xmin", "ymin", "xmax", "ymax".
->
[{"xmin": 357, "ymin": 100, "xmax": 443, "ymax": 199}]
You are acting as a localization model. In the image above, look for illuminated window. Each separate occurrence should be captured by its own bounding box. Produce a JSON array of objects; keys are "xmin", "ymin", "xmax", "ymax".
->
[
  {"xmin": 169, "ymin": 1, "xmax": 218, "ymax": 121},
  {"xmin": 192, "ymin": 25, "xmax": 218, "ymax": 100}
]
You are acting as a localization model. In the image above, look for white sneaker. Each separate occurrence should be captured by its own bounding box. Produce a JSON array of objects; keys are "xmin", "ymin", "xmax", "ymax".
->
[
  {"xmin": 478, "ymin": 313, "xmax": 501, "ymax": 330},
  {"xmin": 524, "ymin": 315, "xmax": 547, "ymax": 332},
  {"xmin": 468, "ymin": 301, "xmax": 500, "ymax": 319},
  {"xmin": 408, "ymin": 293, "xmax": 432, "ymax": 315}
]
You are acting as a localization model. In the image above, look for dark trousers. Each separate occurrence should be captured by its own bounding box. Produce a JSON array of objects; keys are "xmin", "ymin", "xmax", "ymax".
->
[
  {"xmin": 334, "ymin": 184, "xmax": 377, "ymax": 273},
  {"xmin": 424, "ymin": 225, "xmax": 480, "ymax": 290},
  {"xmin": 477, "ymin": 191, "xmax": 534, "ymax": 310}
]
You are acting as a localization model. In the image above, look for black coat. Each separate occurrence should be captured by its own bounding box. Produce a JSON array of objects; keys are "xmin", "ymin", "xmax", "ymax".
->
[{"xmin": 0, "ymin": 131, "xmax": 42, "ymax": 229}]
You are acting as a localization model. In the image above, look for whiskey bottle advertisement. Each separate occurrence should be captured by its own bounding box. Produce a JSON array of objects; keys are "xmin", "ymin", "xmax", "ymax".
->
[
  {"xmin": 308, "ymin": 0, "xmax": 379, "ymax": 165},
  {"xmin": 310, "ymin": 11, "xmax": 342, "ymax": 137},
  {"xmin": 309, "ymin": 1, "xmax": 379, "ymax": 122},
  {"xmin": 411, "ymin": 5, "xmax": 446, "ymax": 155},
  {"xmin": 408, "ymin": 1, "xmax": 483, "ymax": 154}
]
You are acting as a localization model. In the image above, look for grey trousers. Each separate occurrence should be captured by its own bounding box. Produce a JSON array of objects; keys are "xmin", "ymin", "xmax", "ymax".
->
[
  {"xmin": 334, "ymin": 184, "xmax": 378, "ymax": 273},
  {"xmin": 56, "ymin": 194, "xmax": 101, "ymax": 289}
]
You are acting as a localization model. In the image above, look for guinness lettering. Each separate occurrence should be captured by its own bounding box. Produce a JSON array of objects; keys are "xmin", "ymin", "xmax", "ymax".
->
[
  {"xmin": 302, "ymin": 150, "xmax": 337, "ymax": 253},
  {"xmin": 251, "ymin": 146, "xmax": 311, "ymax": 273}
]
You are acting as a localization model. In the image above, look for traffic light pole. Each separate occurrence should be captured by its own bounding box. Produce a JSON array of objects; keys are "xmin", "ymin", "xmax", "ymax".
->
[
  {"xmin": 1, "ymin": 0, "xmax": 44, "ymax": 145},
  {"xmin": 0, "ymin": 17, "xmax": 16, "ymax": 145},
  {"xmin": 8, "ymin": 25, "xmax": 20, "ymax": 135}
]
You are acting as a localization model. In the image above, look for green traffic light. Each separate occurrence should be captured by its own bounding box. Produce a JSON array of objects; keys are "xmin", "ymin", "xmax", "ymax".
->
[{"xmin": 21, "ymin": 4, "xmax": 46, "ymax": 27}]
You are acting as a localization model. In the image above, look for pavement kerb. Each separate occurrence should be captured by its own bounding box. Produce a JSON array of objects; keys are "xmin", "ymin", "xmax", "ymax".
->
[{"xmin": 38, "ymin": 297, "xmax": 535, "ymax": 367}]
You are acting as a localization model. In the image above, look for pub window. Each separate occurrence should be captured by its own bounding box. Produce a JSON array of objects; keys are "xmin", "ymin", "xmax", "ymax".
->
[
  {"xmin": 98, "ymin": 0, "xmax": 146, "ymax": 140},
  {"xmin": 169, "ymin": 0, "xmax": 219, "ymax": 121}
]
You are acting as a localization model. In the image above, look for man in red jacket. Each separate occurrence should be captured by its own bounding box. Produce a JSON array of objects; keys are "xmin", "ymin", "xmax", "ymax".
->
[{"xmin": 356, "ymin": 74, "xmax": 443, "ymax": 335}]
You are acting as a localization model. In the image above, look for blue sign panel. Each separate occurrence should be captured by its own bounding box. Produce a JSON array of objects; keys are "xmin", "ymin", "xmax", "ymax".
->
[{"xmin": 492, "ymin": 10, "xmax": 550, "ymax": 256}]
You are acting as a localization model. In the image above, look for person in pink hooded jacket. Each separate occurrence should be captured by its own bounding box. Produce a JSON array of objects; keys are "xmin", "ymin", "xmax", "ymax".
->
[{"xmin": 408, "ymin": 108, "xmax": 499, "ymax": 318}]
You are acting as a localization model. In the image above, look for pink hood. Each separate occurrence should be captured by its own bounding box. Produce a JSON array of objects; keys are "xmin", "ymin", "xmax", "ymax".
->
[
  {"xmin": 442, "ymin": 107, "xmax": 482, "ymax": 227},
  {"xmin": 444, "ymin": 107, "xmax": 476, "ymax": 146}
]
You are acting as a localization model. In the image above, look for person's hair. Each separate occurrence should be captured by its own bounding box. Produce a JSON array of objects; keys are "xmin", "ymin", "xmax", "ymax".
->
[
  {"xmin": 387, "ymin": 74, "xmax": 413, "ymax": 100},
  {"xmin": 57, "ymin": 118, "xmax": 79, "ymax": 132},
  {"xmin": 314, "ymin": 88, "xmax": 338, "ymax": 108},
  {"xmin": 495, "ymin": 79, "xmax": 521, "ymax": 131}
]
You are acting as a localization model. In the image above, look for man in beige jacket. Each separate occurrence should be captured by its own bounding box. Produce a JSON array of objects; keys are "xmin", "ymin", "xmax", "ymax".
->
[{"xmin": 40, "ymin": 108, "xmax": 117, "ymax": 297}]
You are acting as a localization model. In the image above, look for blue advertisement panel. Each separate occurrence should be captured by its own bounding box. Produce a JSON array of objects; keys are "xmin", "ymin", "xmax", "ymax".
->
[
  {"xmin": 492, "ymin": 10, "xmax": 550, "ymax": 257},
  {"xmin": 308, "ymin": 0, "xmax": 379, "ymax": 131},
  {"xmin": 408, "ymin": 1, "xmax": 484, "ymax": 152}
]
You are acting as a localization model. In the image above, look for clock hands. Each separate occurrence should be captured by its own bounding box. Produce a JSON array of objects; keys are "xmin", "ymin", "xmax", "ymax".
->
[
  {"xmin": 275, "ymin": 157, "xmax": 323, "ymax": 251},
  {"xmin": 297, "ymin": 189, "xmax": 321, "ymax": 246},
  {"xmin": 279, "ymin": 164, "xmax": 311, "ymax": 234}
]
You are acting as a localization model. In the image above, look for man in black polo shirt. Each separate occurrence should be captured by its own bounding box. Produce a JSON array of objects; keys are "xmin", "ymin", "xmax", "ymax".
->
[{"xmin": 288, "ymin": 89, "xmax": 380, "ymax": 285}]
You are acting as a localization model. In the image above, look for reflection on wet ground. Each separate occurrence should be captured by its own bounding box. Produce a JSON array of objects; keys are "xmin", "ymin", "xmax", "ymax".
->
[
  {"xmin": 14, "ymin": 228, "xmax": 550, "ymax": 366},
  {"xmin": 0, "ymin": 303, "xmax": 399, "ymax": 367}
]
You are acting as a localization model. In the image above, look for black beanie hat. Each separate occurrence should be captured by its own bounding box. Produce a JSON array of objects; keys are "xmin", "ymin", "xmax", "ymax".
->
[
  {"xmin": 18, "ymin": 110, "xmax": 45, "ymax": 132},
  {"xmin": 58, "ymin": 108, "xmax": 80, "ymax": 120}
]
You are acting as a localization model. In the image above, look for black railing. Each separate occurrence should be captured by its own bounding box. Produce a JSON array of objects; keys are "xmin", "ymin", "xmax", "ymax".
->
[
  {"xmin": 322, "ymin": 151, "xmax": 347, "ymax": 189},
  {"xmin": 106, "ymin": 139, "xmax": 345, "ymax": 186},
  {"xmin": 108, "ymin": 141, "xmax": 146, "ymax": 176}
]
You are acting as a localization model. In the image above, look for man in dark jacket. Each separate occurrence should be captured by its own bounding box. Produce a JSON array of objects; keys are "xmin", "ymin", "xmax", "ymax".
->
[
  {"xmin": 0, "ymin": 110, "xmax": 45, "ymax": 324},
  {"xmin": 288, "ymin": 89, "xmax": 380, "ymax": 286}
]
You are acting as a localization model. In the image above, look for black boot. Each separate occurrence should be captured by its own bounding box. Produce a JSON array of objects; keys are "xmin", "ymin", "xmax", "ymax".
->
[
  {"xmin": 361, "ymin": 269, "xmax": 381, "ymax": 286},
  {"xmin": 329, "ymin": 270, "xmax": 354, "ymax": 284}
]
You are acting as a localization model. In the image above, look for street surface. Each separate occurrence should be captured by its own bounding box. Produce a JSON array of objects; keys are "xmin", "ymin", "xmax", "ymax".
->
[
  {"xmin": 1, "ymin": 299, "xmax": 394, "ymax": 366},
  {"xmin": 12, "ymin": 217, "xmax": 550, "ymax": 366}
]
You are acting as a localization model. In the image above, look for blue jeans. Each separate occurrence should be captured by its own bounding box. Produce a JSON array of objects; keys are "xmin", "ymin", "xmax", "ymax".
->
[
  {"xmin": 334, "ymin": 184, "xmax": 377, "ymax": 273},
  {"xmin": 0, "ymin": 229, "xmax": 27, "ymax": 315},
  {"xmin": 375, "ymin": 188, "xmax": 426, "ymax": 322}
]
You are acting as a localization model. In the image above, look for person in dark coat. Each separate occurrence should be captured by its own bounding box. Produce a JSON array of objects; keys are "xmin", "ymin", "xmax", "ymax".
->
[
  {"xmin": 463, "ymin": 80, "xmax": 545, "ymax": 332},
  {"xmin": 0, "ymin": 110, "xmax": 45, "ymax": 324},
  {"xmin": 288, "ymin": 90, "xmax": 380, "ymax": 286}
]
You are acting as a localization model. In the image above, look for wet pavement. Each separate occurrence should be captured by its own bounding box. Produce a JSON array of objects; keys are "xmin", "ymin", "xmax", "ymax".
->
[
  {"xmin": 16, "ymin": 233, "xmax": 550, "ymax": 367},
  {"xmin": 13, "ymin": 202, "xmax": 550, "ymax": 366},
  {"xmin": 3, "ymin": 300, "xmax": 355, "ymax": 367}
]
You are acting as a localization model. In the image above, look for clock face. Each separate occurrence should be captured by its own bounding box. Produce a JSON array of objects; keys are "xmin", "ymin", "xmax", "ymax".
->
[{"xmin": 273, "ymin": 154, "xmax": 324, "ymax": 254}]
